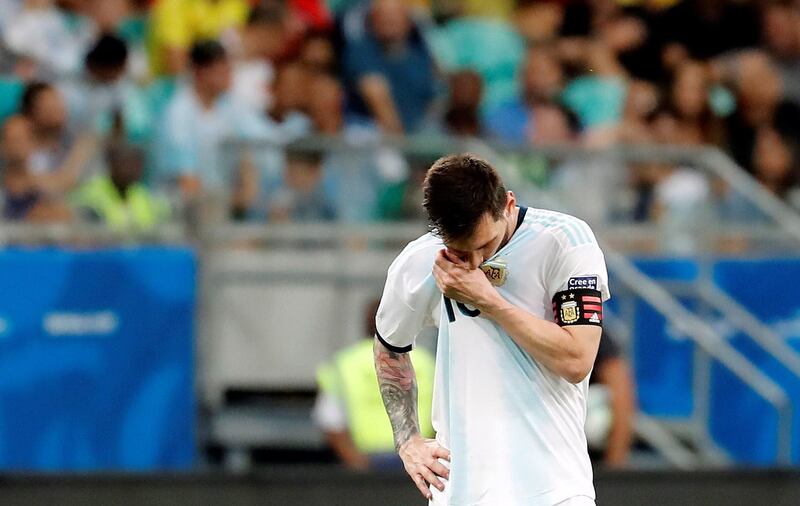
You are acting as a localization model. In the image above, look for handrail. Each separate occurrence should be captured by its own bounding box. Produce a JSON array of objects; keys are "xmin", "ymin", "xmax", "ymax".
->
[
  {"xmin": 696, "ymin": 282, "xmax": 800, "ymax": 380},
  {"xmin": 635, "ymin": 414, "xmax": 700, "ymax": 470},
  {"xmin": 603, "ymin": 248, "xmax": 793, "ymax": 464},
  {"xmin": 228, "ymin": 135, "xmax": 800, "ymax": 247},
  {"xmin": 698, "ymin": 148, "xmax": 800, "ymax": 245},
  {"xmin": 0, "ymin": 222, "xmax": 187, "ymax": 244}
]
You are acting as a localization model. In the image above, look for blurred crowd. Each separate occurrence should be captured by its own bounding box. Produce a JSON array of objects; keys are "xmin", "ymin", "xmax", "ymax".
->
[{"xmin": 0, "ymin": 0, "xmax": 799, "ymax": 231}]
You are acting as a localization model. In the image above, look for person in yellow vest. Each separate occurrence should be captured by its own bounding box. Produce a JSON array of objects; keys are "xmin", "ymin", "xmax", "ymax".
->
[
  {"xmin": 313, "ymin": 298, "xmax": 436, "ymax": 470},
  {"xmin": 72, "ymin": 141, "xmax": 170, "ymax": 233}
]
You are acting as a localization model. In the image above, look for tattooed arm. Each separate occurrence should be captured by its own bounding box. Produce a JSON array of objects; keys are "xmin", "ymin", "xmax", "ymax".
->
[
  {"xmin": 374, "ymin": 337, "xmax": 419, "ymax": 449},
  {"xmin": 374, "ymin": 337, "xmax": 450, "ymax": 499}
]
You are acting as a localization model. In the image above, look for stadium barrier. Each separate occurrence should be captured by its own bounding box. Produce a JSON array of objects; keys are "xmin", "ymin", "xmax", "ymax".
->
[{"xmin": 0, "ymin": 247, "xmax": 196, "ymax": 471}]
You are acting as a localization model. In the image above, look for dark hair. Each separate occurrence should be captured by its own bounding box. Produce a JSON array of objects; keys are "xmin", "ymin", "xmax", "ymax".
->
[
  {"xmin": 422, "ymin": 154, "xmax": 507, "ymax": 242},
  {"xmin": 558, "ymin": 102, "xmax": 581, "ymax": 134},
  {"xmin": 20, "ymin": 81, "xmax": 53, "ymax": 116},
  {"xmin": 247, "ymin": 4, "xmax": 284, "ymax": 26},
  {"xmin": 85, "ymin": 34, "xmax": 129, "ymax": 71},
  {"xmin": 190, "ymin": 40, "xmax": 227, "ymax": 68}
]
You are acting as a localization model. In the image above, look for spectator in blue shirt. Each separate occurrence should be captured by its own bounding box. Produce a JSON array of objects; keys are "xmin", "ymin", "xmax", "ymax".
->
[{"xmin": 341, "ymin": 0, "xmax": 437, "ymax": 135}]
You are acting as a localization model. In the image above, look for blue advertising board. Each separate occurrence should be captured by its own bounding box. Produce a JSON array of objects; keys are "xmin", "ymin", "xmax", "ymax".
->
[
  {"xmin": 712, "ymin": 259, "xmax": 800, "ymax": 464},
  {"xmin": 629, "ymin": 259, "xmax": 698, "ymax": 419},
  {"xmin": 619, "ymin": 257, "xmax": 800, "ymax": 465},
  {"xmin": 0, "ymin": 247, "xmax": 196, "ymax": 471}
]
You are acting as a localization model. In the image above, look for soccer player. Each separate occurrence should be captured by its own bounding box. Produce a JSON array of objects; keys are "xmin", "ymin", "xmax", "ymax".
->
[{"xmin": 374, "ymin": 154, "xmax": 609, "ymax": 505}]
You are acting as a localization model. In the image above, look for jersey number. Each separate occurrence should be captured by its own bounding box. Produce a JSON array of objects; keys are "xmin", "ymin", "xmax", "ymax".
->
[{"xmin": 444, "ymin": 296, "xmax": 480, "ymax": 323}]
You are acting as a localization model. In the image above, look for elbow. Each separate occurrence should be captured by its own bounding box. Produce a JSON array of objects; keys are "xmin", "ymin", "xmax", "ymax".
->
[{"xmin": 562, "ymin": 358, "xmax": 594, "ymax": 384}]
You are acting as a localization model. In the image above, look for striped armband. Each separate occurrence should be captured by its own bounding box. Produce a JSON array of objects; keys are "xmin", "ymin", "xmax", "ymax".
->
[{"xmin": 552, "ymin": 288, "xmax": 603, "ymax": 327}]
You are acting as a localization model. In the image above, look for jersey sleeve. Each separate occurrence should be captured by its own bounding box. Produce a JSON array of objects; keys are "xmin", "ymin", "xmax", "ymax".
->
[
  {"xmin": 545, "ymin": 229, "xmax": 610, "ymax": 328},
  {"xmin": 375, "ymin": 244, "xmax": 440, "ymax": 353}
]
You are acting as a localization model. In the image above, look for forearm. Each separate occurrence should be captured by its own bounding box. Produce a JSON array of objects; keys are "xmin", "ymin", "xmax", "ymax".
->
[
  {"xmin": 324, "ymin": 431, "xmax": 370, "ymax": 470},
  {"xmin": 599, "ymin": 359, "xmax": 636, "ymax": 467},
  {"xmin": 373, "ymin": 337, "xmax": 420, "ymax": 450},
  {"xmin": 231, "ymin": 155, "xmax": 259, "ymax": 214},
  {"xmin": 41, "ymin": 132, "xmax": 97, "ymax": 194},
  {"xmin": 605, "ymin": 408, "xmax": 634, "ymax": 467},
  {"xmin": 482, "ymin": 295, "xmax": 596, "ymax": 383},
  {"xmin": 359, "ymin": 76, "xmax": 404, "ymax": 135}
]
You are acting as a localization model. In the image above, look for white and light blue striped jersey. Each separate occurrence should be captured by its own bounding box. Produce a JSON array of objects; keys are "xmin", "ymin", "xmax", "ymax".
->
[{"xmin": 376, "ymin": 207, "xmax": 610, "ymax": 506}]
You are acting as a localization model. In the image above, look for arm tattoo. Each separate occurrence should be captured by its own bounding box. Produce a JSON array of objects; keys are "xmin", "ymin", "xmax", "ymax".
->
[{"xmin": 374, "ymin": 338, "xmax": 420, "ymax": 451}]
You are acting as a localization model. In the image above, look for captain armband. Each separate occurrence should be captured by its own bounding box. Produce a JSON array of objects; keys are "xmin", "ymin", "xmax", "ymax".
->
[{"xmin": 552, "ymin": 288, "xmax": 603, "ymax": 327}]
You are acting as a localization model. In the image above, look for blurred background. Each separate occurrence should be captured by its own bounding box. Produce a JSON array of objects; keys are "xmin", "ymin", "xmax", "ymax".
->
[{"xmin": 1, "ymin": 0, "xmax": 800, "ymax": 504}]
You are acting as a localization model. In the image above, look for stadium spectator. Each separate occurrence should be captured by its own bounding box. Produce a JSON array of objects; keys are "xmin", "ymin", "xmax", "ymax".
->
[
  {"xmin": 561, "ymin": 40, "xmax": 627, "ymax": 145},
  {"xmin": 723, "ymin": 51, "xmax": 800, "ymax": 173},
  {"xmin": 287, "ymin": 0, "xmax": 331, "ymax": 30},
  {"xmin": 147, "ymin": 0, "xmax": 249, "ymax": 76},
  {"xmin": 308, "ymin": 74, "xmax": 343, "ymax": 136},
  {"xmin": 0, "ymin": 115, "xmax": 95, "ymax": 222},
  {"xmin": 657, "ymin": 0, "xmax": 761, "ymax": 61},
  {"xmin": 761, "ymin": 0, "xmax": 800, "ymax": 104},
  {"xmin": 648, "ymin": 107, "xmax": 712, "ymax": 251},
  {"xmin": 486, "ymin": 44, "xmax": 565, "ymax": 145},
  {"xmin": 512, "ymin": 0, "xmax": 563, "ymax": 44},
  {"xmin": 2, "ymin": 0, "xmax": 94, "ymax": 79},
  {"xmin": 232, "ymin": 60, "xmax": 316, "ymax": 221},
  {"xmin": 229, "ymin": 5, "xmax": 286, "ymax": 113},
  {"xmin": 72, "ymin": 141, "xmax": 169, "ymax": 233},
  {"xmin": 587, "ymin": 333, "xmax": 636, "ymax": 468},
  {"xmin": 158, "ymin": 40, "xmax": 259, "ymax": 218},
  {"xmin": 86, "ymin": 0, "xmax": 132, "ymax": 34},
  {"xmin": 376, "ymin": 154, "xmax": 431, "ymax": 222},
  {"xmin": 97, "ymin": 0, "xmax": 153, "ymax": 82},
  {"xmin": 20, "ymin": 82, "xmax": 74, "ymax": 174},
  {"xmin": 538, "ymin": 104, "xmax": 625, "ymax": 221},
  {"xmin": 244, "ymin": 61, "xmax": 313, "ymax": 197},
  {"xmin": 342, "ymin": 0, "xmax": 437, "ymax": 134},
  {"xmin": 667, "ymin": 60, "xmax": 724, "ymax": 146},
  {"xmin": 601, "ymin": 2, "xmax": 667, "ymax": 83},
  {"xmin": 267, "ymin": 146, "xmax": 336, "ymax": 222},
  {"xmin": 429, "ymin": 9, "xmax": 524, "ymax": 112},
  {"xmin": 60, "ymin": 34, "xmax": 134, "ymax": 134},
  {"xmin": 718, "ymin": 125, "xmax": 800, "ymax": 221},
  {"xmin": 443, "ymin": 70, "xmax": 483, "ymax": 137},
  {"xmin": 528, "ymin": 102, "xmax": 578, "ymax": 147},
  {"xmin": 268, "ymin": 62, "xmax": 311, "ymax": 127},
  {"xmin": 299, "ymin": 30, "xmax": 336, "ymax": 76},
  {"xmin": 0, "ymin": 61, "xmax": 26, "ymax": 124},
  {"xmin": 313, "ymin": 298, "xmax": 435, "ymax": 470},
  {"xmin": 618, "ymin": 79, "xmax": 660, "ymax": 143},
  {"xmin": 307, "ymin": 73, "xmax": 407, "ymax": 222},
  {"xmin": 276, "ymin": 0, "xmax": 332, "ymax": 58},
  {"xmin": 751, "ymin": 126, "xmax": 799, "ymax": 201}
]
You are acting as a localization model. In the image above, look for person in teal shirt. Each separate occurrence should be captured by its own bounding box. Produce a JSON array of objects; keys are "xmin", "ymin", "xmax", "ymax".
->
[{"xmin": 0, "ymin": 78, "xmax": 24, "ymax": 124}]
